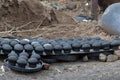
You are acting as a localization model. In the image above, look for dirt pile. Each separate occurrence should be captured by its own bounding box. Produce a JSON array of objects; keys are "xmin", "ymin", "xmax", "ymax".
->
[
  {"xmin": 0, "ymin": 0, "xmax": 58, "ymax": 27},
  {"xmin": 0, "ymin": 0, "xmax": 75, "ymax": 37}
]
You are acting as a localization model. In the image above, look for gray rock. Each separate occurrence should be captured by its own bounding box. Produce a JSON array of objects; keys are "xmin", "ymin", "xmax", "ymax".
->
[
  {"xmin": 114, "ymin": 50, "xmax": 120, "ymax": 59},
  {"xmin": 107, "ymin": 54, "xmax": 119, "ymax": 62},
  {"xmin": 66, "ymin": 3, "xmax": 77, "ymax": 10},
  {"xmin": 101, "ymin": 3, "xmax": 120, "ymax": 35},
  {"xmin": 82, "ymin": 55, "xmax": 88, "ymax": 62},
  {"xmin": 99, "ymin": 53, "xmax": 107, "ymax": 62}
]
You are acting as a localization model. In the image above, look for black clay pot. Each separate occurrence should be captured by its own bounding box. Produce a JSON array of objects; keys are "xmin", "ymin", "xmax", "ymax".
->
[
  {"xmin": 19, "ymin": 39, "xmax": 30, "ymax": 45},
  {"xmin": 19, "ymin": 51, "xmax": 29, "ymax": 57},
  {"xmin": 24, "ymin": 44, "xmax": 33, "ymax": 55},
  {"xmin": 36, "ymin": 38, "xmax": 48, "ymax": 44},
  {"xmin": 43, "ymin": 43, "xmax": 53, "ymax": 55},
  {"xmin": 31, "ymin": 54, "xmax": 41, "ymax": 60},
  {"xmin": 40, "ymin": 40, "xmax": 48, "ymax": 46},
  {"xmin": 59, "ymin": 41, "xmax": 66, "ymax": 46},
  {"xmin": 2, "ymin": 44, "xmax": 12, "ymax": 54},
  {"xmin": 31, "ymin": 42, "xmax": 41, "ymax": 48},
  {"xmin": 34, "ymin": 45, "xmax": 44, "ymax": 55},
  {"xmin": 14, "ymin": 44, "xmax": 24, "ymax": 54},
  {"xmin": 17, "ymin": 59, "xmax": 27, "ymax": 68},
  {"xmin": 82, "ymin": 43, "xmax": 91, "ymax": 52},
  {"xmin": 1, "ymin": 39, "xmax": 11, "ymax": 45},
  {"xmin": 72, "ymin": 41, "xmax": 81, "ymax": 52},
  {"xmin": 10, "ymin": 40, "xmax": 19, "ymax": 47},
  {"xmin": 66, "ymin": 40, "xmax": 73, "ymax": 45},
  {"xmin": 101, "ymin": 41, "xmax": 110, "ymax": 50},
  {"xmin": 8, "ymin": 51, "xmax": 18, "ymax": 58},
  {"xmin": 92, "ymin": 42, "xmax": 101, "ymax": 51},
  {"xmin": 49, "ymin": 40, "xmax": 58, "ymax": 46},
  {"xmin": 64, "ymin": 37, "xmax": 74, "ymax": 45},
  {"xmin": 63, "ymin": 43, "xmax": 72, "ymax": 53},
  {"xmin": 8, "ymin": 56, "xmax": 17, "ymax": 66},
  {"xmin": 28, "ymin": 58, "xmax": 38, "ymax": 68},
  {"xmin": 110, "ymin": 40, "xmax": 120, "ymax": 50},
  {"xmin": 83, "ymin": 37, "xmax": 92, "ymax": 41},
  {"xmin": 54, "ymin": 45, "xmax": 62, "ymax": 55}
]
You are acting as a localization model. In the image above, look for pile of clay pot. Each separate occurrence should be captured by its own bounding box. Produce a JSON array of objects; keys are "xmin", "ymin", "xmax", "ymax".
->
[{"xmin": 1, "ymin": 36, "xmax": 120, "ymax": 73}]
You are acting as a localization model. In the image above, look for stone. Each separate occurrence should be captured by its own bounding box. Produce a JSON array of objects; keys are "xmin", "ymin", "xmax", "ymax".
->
[
  {"xmin": 66, "ymin": 3, "xmax": 77, "ymax": 10},
  {"xmin": 107, "ymin": 54, "xmax": 119, "ymax": 62},
  {"xmin": 82, "ymin": 55, "xmax": 89, "ymax": 62},
  {"xmin": 99, "ymin": 53, "xmax": 107, "ymax": 62},
  {"xmin": 101, "ymin": 3, "xmax": 120, "ymax": 35},
  {"xmin": 42, "ymin": 63, "xmax": 50, "ymax": 70},
  {"xmin": 114, "ymin": 50, "xmax": 120, "ymax": 59}
]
